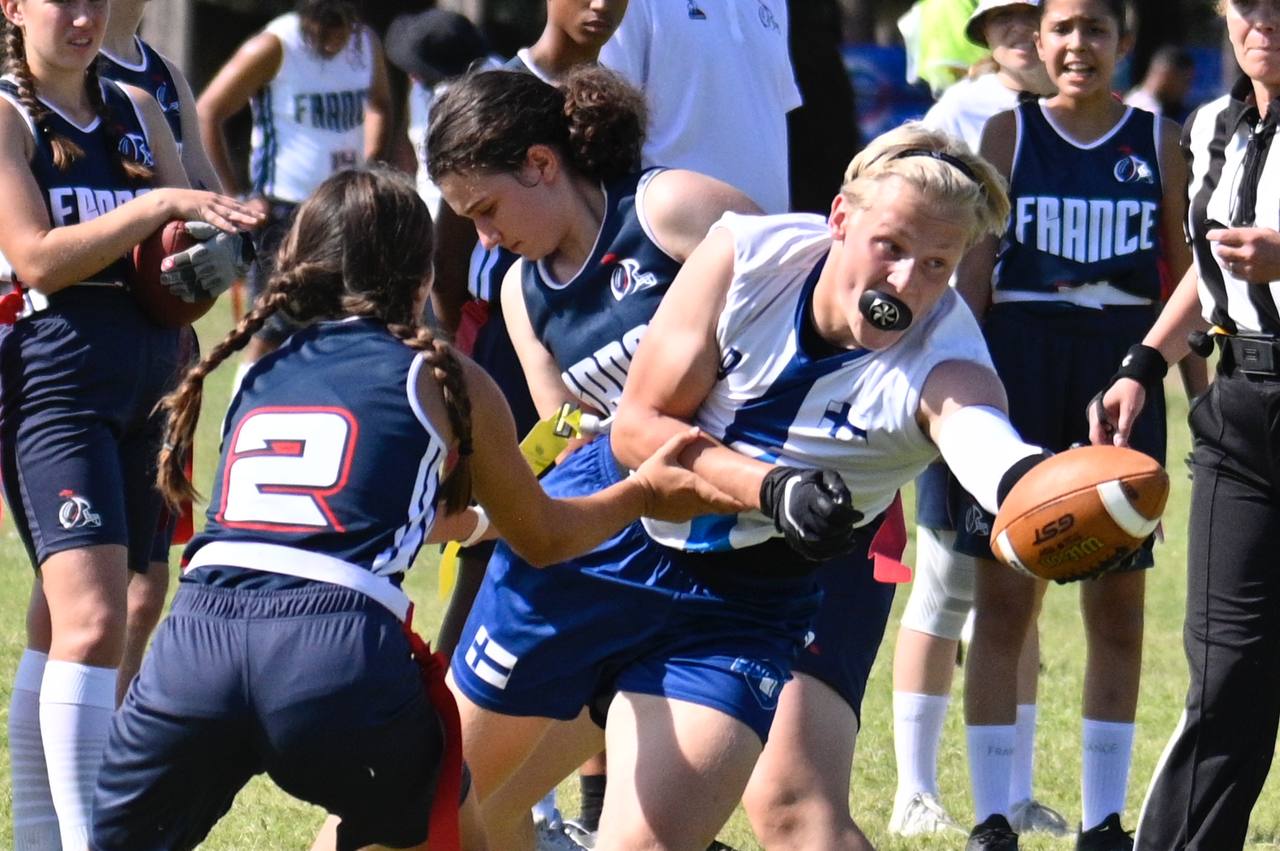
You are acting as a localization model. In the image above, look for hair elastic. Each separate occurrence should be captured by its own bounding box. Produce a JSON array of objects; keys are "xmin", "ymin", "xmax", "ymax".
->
[{"xmin": 891, "ymin": 147, "xmax": 980, "ymax": 185}]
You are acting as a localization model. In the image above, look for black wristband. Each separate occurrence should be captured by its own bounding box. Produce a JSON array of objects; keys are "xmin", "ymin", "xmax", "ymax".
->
[
  {"xmin": 1112, "ymin": 344, "xmax": 1167, "ymax": 394},
  {"xmin": 995, "ymin": 450, "xmax": 1053, "ymax": 508}
]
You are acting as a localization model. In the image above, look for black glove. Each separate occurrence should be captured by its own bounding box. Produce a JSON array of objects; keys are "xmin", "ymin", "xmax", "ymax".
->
[{"xmin": 758, "ymin": 466, "xmax": 863, "ymax": 561}]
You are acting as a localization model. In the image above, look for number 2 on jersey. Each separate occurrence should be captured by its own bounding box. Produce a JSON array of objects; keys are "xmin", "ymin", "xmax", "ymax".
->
[{"xmin": 217, "ymin": 407, "xmax": 358, "ymax": 532}]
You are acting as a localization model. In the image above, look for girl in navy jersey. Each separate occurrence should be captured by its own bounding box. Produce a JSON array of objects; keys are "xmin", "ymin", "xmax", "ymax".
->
[
  {"xmin": 427, "ymin": 67, "xmax": 760, "ymax": 850},
  {"xmin": 0, "ymin": 1, "xmax": 260, "ymax": 847},
  {"xmin": 955, "ymin": 0, "xmax": 1190, "ymax": 846},
  {"xmin": 90, "ymin": 166, "xmax": 732, "ymax": 851},
  {"xmin": 99, "ymin": 0, "xmax": 220, "ymax": 191}
]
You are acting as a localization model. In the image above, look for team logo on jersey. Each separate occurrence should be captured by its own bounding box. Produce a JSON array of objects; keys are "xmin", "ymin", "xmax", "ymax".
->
[
  {"xmin": 609, "ymin": 258, "xmax": 661, "ymax": 301},
  {"xmin": 1113, "ymin": 154, "xmax": 1154, "ymax": 184},
  {"xmin": 731, "ymin": 657, "xmax": 786, "ymax": 710},
  {"xmin": 464, "ymin": 625, "xmax": 518, "ymax": 690},
  {"xmin": 964, "ymin": 504, "xmax": 991, "ymax": 537},
  {"xmin": 757, "ymin": 0, "xmax": 781, "ymax": 32},
  {"xmin": 718, "ymin": 346, "xmax": 743, "ymax": 378},
  {"xmin": 154, "ymin": 83, "xmax": 180, "ymax": 115},
  {"xmin": 118, "ymin": 132, "xmax": 155, "ymax": 168},
  {"xmin": 820, "ymin": 400, "xmax": 868, "ymax": 442},
  {"xmin": 57, "ymin": 490, "xmax": 102, "ymax": 530},
  {"xmin": 687, "ymin": 0, "xmax": 707, "ymax": 19}
]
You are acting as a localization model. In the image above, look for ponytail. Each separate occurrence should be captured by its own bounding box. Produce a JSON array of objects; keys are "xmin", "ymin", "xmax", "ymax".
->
[{"xmin": 156, "ymin": 268, "xmax": 309, "ymax": 507}]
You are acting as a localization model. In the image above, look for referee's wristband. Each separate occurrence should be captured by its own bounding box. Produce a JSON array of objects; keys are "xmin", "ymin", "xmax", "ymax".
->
[
  {"xmin": 1111, "ymin": 344, "xmax": 1167, "ymax": 394},
  {"xmin": 458, "ymin": 506, "xmax": 490, "ymax": 548}
]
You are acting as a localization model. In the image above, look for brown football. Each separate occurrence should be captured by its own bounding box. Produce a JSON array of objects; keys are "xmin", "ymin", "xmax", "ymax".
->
[
  {"xmin": 129, "ymin": 220, "xmax": 217, "ymax": 328},
  {"xmin": 990, "ymin": 445, "xmax": 1170, "ymax": 582}
]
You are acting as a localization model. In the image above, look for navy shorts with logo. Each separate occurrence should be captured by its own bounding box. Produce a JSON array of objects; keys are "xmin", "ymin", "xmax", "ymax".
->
[
  {"xmin": 92, "ymin": 580, "xmax": 444, "ymax": 851},
  {"xmin": 0, "ymin": 288, "xmax": 179, "ymax": 572},
  {"xmin": 954, "ymin": 301, "xmax": 1165, "ymax": 567},
  {"xmin": 793, "ymin": 547, "xmax": 896, "ymax": 723},
  {"xmin": 452, "ymin": 435, "xmax": 889, "ymax": 740}
]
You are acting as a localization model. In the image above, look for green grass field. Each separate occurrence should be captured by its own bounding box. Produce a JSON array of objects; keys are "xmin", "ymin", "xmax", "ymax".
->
[{"xmin": 2, "ymin": 307, "xmax": 1279, "ymax": 849}]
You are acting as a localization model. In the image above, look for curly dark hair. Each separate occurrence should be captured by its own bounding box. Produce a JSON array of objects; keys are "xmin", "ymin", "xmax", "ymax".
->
[{"xmin": 427, "ymin": 66, "xmax": 647, "ymax": 185}]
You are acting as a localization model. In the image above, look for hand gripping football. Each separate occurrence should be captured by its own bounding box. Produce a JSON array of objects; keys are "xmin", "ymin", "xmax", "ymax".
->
[
  {"xmin": 990, "ymin": 445, "xmax": 1169, "ymax": 582},
  {"xmin": 129, "ymin": 220, "xmax": 216, "ymax": 328}
]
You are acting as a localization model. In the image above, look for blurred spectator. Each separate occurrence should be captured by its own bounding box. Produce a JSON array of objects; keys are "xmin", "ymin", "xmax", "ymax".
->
[
  {"xmin": 385, "ymin": 9, "xmax": 496, "ymax": 213},
  {"xmin": 599, "ymin": 0, "xmax": 800, "ymax": 213},
  {"xmin": 1124, "ymin": 44, "xmax": 1195, "ymax": 124},
  {"xmin": 899, "ymin": 0, "xmax": 987, "ymax": 96}
]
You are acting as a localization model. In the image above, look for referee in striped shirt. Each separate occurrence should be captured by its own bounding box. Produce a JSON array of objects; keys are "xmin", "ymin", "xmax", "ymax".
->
[{"xmin": 1090, "ymin": 2, "xmax": 1280, "ymax": 847}]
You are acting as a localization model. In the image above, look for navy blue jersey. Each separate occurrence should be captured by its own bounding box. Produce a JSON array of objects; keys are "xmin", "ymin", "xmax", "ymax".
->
[
  {"xmin": 0, "ymin": 77, "xmax": 155, "ymax": 286},
  {"xmin": 99, "ymin": 38, "xmax": 183, "ymax": 144},
  {"xmin": 522, "ymin": 168, "xmax": 683, "ymax": 415},
  {"xmin": 994, "ymin": 102, "xmax": 1164, "ymax": 300},
  {"xmin": 187, "ymin": 319, "xmax": 447, "ymax": 579}
]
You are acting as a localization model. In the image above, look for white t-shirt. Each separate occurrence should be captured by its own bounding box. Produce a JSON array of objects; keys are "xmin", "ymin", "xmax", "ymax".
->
[
  {"xmin": 644, "ymin": 212, "xmax": 993, "ymax": 552},
  {"xmin": 600, "ymin": 0, "xmax": 801, "ymax": 214},
  {"xmin": 922, "ymin": 73, "xmax": 1022, "ymax": 152},
  {"xmin": 249, "ymin": 13, "xmax": 375, "ymax": 203}
]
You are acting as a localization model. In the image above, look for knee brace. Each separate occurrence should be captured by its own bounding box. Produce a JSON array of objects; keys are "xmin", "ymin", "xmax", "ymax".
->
[{"xmin": 901, "ymin": 528, "xmax": 977, "ymax": 640}]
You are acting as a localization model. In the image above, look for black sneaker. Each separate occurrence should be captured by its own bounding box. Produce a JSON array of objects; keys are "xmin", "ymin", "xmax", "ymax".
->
[
  {"xmin": 967, "ymin": 814, "xmax": 1019, "ymax": 850},
  {"xmin": 1076, "ymin": 813, "xmax": 1134, "ymax": 851}
]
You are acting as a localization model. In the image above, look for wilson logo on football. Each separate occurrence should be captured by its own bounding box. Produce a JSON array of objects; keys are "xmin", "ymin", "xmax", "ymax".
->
[
  {"xmin": 57, "ymin": 490, "xmax": 102, "ymax": 530},
  {"xmin": 609, "ymin": 258, "xmax": 660, "ymax": 301}
]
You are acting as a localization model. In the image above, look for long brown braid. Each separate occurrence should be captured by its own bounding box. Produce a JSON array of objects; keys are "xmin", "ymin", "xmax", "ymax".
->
[
  {"xmin": 3, "ymin": 21, "xmax": 152, "ymax": 183},
  {"xmin": 157, "ymin": 167, "xmax": 475, "ymax": 512},
  {"xmin": 3, "ymin": 21, "xmax": 82, "ymax": 169}
]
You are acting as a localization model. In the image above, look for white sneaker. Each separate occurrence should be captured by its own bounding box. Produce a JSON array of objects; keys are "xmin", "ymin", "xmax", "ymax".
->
[
  {"xmin": 889, "ymin": 791, "xmax": 965, "ymax": 836},
  {"xmin": 535, "ymin": 821, "xmax": 591, "ymax": 851},
  {"xmin": 1009, "ymin": 797, "xmax": 1071, "ymax": 837}
]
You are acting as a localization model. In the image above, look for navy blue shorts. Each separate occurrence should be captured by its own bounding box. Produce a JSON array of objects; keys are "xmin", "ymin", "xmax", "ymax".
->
[
  {"xmin": 452, "ymin": 435, "xmax": 891, "ymax": 740},
  {"xmin": 92, "ymin": 580, "xmax": 444, "ymax": 851},
  {"xmin": 792, "ymin": 548, "xmax": 896, "ymax": 723},
  {"xmin": 953, "ymin": 301, "xmax": 1166, "ymax": 566},
  {"xmin": 0, "ymin": 288, "xmax": 180, "ymax": 572}
]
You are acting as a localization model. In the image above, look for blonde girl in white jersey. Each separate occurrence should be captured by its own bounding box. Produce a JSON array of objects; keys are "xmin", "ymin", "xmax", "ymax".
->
[{"xmin": 613, "ymin": 124, "xmax": 1052, "ymax": 851}]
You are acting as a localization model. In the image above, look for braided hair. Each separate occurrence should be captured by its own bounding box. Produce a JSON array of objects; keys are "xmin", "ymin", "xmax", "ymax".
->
[
  {"xmin": 2, "ymin": 20, "xmax": 152, "ymax": 183},
  {"xmin": 158, "ymin": 167, "xmax": 474, "ymax": 512}
]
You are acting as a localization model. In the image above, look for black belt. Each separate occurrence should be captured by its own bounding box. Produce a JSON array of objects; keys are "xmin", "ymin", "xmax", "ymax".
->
[{"xmin": 1219, "ymin": 335, "xmax": 1280, "ymax": 378}]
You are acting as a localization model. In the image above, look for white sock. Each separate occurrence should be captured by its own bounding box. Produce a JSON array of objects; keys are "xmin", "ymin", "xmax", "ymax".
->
[
  {"xmin": 1009, "ymin": 703, "xmax": 1037, "ymax": 804},
  {"xmin": 11, "ymin": 650, "xmax": 60, "ymax": 850},
  {"xmin": 967, "ymin": 724, "xmax": 1016, "ymax": 823},
  {"xmin": 532, "ymin": 788, "xmax": 559, "ymax": 828},
  {"xmin": 893, "ymin": 691, "xmax": 950, "ymax": 802},
  {"xmin": 1081, "ymin": 718, "xmax": 1134, "ymax": 830},
  {"xmin": 40, "ymin": 660, "xmax": 117, "ymax": 850}
]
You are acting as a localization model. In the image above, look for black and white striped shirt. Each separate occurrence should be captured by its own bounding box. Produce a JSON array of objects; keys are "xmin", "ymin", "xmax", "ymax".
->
[{"xmin": 1184, "ymin": 75, "xmax": 1280, "ymax": 336}]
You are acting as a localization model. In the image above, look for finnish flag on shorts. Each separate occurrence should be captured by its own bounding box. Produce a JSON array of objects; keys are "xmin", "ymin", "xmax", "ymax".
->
[{"xmin": 465, "ymin": 625, "xmax": 518, "ymax": 689}]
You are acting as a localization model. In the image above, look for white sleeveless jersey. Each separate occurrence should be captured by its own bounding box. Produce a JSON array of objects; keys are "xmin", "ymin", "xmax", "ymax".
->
[
  {"xmin": 250, "ymin": 13, "xmax": 374, "ymax": 202},
  {"xmin": 644, "ymin": 213, "xmax": 994, "ymax": 552}
]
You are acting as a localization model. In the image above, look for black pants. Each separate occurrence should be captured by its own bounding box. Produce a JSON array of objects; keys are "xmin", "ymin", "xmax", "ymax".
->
[{"xmin": 1136, "ymin": 365, "xmax": 1280, "ymax": 850}]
